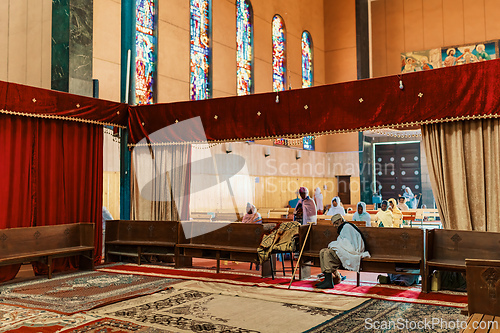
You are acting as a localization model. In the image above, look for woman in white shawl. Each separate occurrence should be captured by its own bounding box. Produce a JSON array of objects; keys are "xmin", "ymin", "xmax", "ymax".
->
[
  {"xmin": 316, "ymin": 220, "xmax": 371, "ymax": 289},
  {"xmin": 327, "ymin": 197, "xmax": 345, "ymax": 216},
  {"xmin": 294, "ymin": 187, "xmax": 317, "ymax": 225},
  {"xmin": 314, "ymin": 187, "xmax": 324, "ymax": 213},
  {"xmin": 242, "ymin": 203, "xmax": 262, "ymax": 223},
  {"xmin": 403, "ymin": 187, "xmax": 417, "ymax": 209}
]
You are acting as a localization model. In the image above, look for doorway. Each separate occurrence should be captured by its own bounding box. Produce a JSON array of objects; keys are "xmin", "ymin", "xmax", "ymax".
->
[{"xmin": 337, "ymin": 176, "xmax": 351, "ymax": 204}]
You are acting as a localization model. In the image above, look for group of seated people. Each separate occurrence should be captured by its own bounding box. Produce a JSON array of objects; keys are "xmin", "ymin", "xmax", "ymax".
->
[{"xmin": 241, "ymin": 187, "xmax": 414, "ymax": 228}]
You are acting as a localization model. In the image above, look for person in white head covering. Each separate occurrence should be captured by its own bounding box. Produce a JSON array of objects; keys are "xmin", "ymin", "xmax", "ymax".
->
[
  {"xmin": 352, "ymin": 202, "xmax": 371, "ymax": 227},
  {"xmin": 403, "ymin": 187, "xmax": 417, "ymax": 209},
  {"xmin": 294, "ymin": 187, "xmax": 317, "ymax": 225},
  {"xmin": 314, "ymin": 187, "xmax": 324, "ymax": 213},
  {"xmin": 327, "ymin": 197, "xmax": 345, "ymax": 216},
  {"xmin": 242, "ymin": 203, "xmax": 262, "ymax": 223}
]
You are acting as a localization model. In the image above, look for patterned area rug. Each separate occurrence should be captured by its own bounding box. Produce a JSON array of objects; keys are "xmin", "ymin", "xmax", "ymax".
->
[
  {"xmin": 0, "ymin": 303, "xmax": 100, "ymax": 333},
  {"xmin": 98, "ymin": 264, "xmax": 467, "ymax": 308},
  {"xmin": 306, "ymin": 298, "xmax": 468, "ymax": 333},
  {"xmin": 60, "ymin": 318, "xmax": 169, "ymax": 332},
  {"xmin": 0, "ymin": 271, "xmax": 181, "ymax": 314},
  {"xmin": 90, "ymin": 287, "xmax": 344, "ymax": 333}
]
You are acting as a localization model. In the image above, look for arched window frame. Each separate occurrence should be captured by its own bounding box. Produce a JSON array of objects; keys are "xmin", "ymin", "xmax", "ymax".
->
[
  {"xmin": 189, "ymin": 0, "xmax": 212, "ymax": 101},
  {"xmin": 272, "ymin": 14, "xmax": 286, "ymax": 92},
  {"xmin": 301, "ymin": 30, "xmax": 314, "ymax": 88},
  {"xmin": 236, "ymin": 0, "xmax": 254, "ymax": 96}
]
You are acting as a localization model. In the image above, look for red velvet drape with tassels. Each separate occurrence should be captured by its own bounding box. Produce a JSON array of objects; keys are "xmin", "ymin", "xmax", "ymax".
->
[{"xmin": 0, "ymin": 114, "xmax": 103, "ymax": 281}]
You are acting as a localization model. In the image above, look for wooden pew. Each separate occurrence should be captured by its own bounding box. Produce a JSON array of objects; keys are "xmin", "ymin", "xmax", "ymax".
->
[
  {"xmin": 298, "ymin": 225, "xmax": 425, "ymax": 290},
  {"xmin": 105, "ymin": 220, "xmax": 181, "ymax": 266},
  {"xmin": 176, "ymin": 221, "xmax": 272, "ymax": 276},
  {"xmin": 0, "ymin": 223, "xmax": 94, "ymax": 279},
  {"xmin": 466, "ymin": 259, "xmax": 500, "ymax": 317},
  {"xmin": 425, "ymin": 229, "xmax": 500, "ymax": 293}
]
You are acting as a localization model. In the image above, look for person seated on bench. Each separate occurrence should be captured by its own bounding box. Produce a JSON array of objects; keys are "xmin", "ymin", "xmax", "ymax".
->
[
  {"xmin": 293, "ymin": 187, "xmax": 317, "ymax": 225},
  {"xmin": 388, "ymin": 198, "xmax": 403, "ymax": 227},
  {"xmin": 397, "ymin": 197, "xmax": 409, "ymax": 212},
  {"xmin": 242, "ymin": 203, "xmax": 262, "ymax": 223},
  {"xmin": 375, "ymin": 200, "xmax": 393, "ymax": 227},
  {"xmin": 352, "ymin": 201, "xmax": 371, "ymax": 227},
  {"xmin": 326, "ymin": 196, "xmax": 345, "ymax": 217},
  {"xmin": 316, "ymin": 219, "xmax": 371, "ymax": 289},
  {"xmin": 314, "ymin": 187, "xmax": 324, "ymax": 214}
]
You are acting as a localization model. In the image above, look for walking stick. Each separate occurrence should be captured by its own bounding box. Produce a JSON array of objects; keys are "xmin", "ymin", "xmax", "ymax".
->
[{"xmin": 288, "ymin": 222, "xmax": 313, "ymax": 289}]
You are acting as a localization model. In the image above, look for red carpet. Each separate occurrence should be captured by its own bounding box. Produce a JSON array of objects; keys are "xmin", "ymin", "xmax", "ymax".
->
[{"xmin": 97, "ymin": 264, "xmax": 467, "ymax": 308}]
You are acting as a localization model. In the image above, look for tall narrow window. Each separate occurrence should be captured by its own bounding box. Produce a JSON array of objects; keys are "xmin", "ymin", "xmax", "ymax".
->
[
  {"xmin": 301, "ymin": 31, "xmax": 313, "ymax": 88},
  {"xmin": 135, "ymin": 0, "xmax": 156, "ymax": 105},
  {"xmin": 272, "ymin": 15, "xmax": 286, "ymax": 92},
  {"xmin": 236, "ymin": 0, "xmax": 253, "ymax": 96},
  {"xmin": 190, "ymin": 0, "xmax": 212, "ymax": 100}
]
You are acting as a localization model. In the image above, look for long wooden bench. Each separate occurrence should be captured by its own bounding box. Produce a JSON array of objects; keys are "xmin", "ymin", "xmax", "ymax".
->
[
  {"xmin": 425, "ymin": 229, "xmax": 500, "ymax": 293},
  {"xmin": 176, "ymin": 221, "xmax": 272, "ymax": 276},
  {"xmin": 298, "ymin": 224, "xmax": 426, "ymax": 290},
  {"xmin": 0, "ymin": 223, "xmax": 94, "ymax": 279},
  {"xmin": 105, "ymin": 220, "xmax": 182, "ymax": 266}
]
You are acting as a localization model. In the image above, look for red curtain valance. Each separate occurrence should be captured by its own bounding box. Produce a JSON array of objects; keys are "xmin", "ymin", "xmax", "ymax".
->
[
  {"xmin": 0, "ymin": 80, "xmax": 128, "ymax": 127},
  {"xmin": 128, "ymin": 59, "xmax": 500, "ymax": 145}
]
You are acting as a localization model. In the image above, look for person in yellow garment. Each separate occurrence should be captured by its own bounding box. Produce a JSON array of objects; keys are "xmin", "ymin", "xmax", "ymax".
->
[
  {"xmin": 388, "ymin": 198, "xmax": 403, "ymax": 227},
  {"xmin": 375, "ymin": 200, "xmax": 393, "ymax": 227}
]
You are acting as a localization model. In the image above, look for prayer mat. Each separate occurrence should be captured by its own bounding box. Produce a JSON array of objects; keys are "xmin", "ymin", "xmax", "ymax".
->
[
  {"xmin": 0, "ymin": 271, "xmax": 181, "ymax": 314},
  {"xmin": 98, "ymin": 264, "xmax": 467, "ymax": 308},
  {"xmin": 59, "ymin": 318, "xmax": 169, "ymax": 332},
  {"xmin": 0, "ymin": 303, "xmax": 101, "ymax": 333},
  {"xmin": 306, "ymin": 298, "xmax": 468, "ymax": 333},
  {"xmin": 91, "ymin": 287, "xmax": 343, "ymax": 333}
]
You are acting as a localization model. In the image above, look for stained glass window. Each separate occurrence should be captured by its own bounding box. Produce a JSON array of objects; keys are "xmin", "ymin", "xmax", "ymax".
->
[
  {"xmin": 190, "ymin": 0, "xmax": 211, "ymax": 100},
  {"xmin": 272, "ymin": 15, "xmax": 286, "ymax": 92},
  {"xmin": 135, "ymin": 0, "xmax": 156, "ymax": 105},
  {"xmin": 236, "ymin": 0, "xmax": 253, "ymax": 96},
  {"xmin": 301, "ymin": 31, "xmax": 313, "ymax": 88},
  {"xmin": 303, "ymin": 136, "xmax": 315, "ymax": 151}
]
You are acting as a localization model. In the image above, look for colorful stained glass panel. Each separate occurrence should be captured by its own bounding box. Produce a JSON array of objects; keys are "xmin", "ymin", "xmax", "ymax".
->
[
  {"xmin": 190, "ymin": 0, "xmax": 211, "ymax": 100},
  {"xmin": 303, "ymin": 136, "xmax": 315, "ymax": 151},
  {"xmin": 236, "ymin": 0, "xmax": 253, "ymax": 96},
  {"xmin": 302, "ymin": 31, "xmax": 313, "ymax": 88},
  {"xmin": 135, "ymin": 0, "xmax": 155, "ymax": 105},
  {"xmin": 272, "ymin": 15, "xmax": 286, "ymax": 92}
]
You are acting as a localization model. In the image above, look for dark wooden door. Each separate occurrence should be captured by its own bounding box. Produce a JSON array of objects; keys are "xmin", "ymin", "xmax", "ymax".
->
[
  {"xmin": 337, "ymin": 176, "xmax": 351, "ymax": 205},
  {"xmin": 375, "ymin": 143, "xmax": 421, "ymax": 204}
]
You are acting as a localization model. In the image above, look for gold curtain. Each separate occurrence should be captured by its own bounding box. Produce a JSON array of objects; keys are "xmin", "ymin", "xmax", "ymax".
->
[
  {"xmin": 131, "ymin": 145, "xmax": 191, "ymax": 221},
  {"xmin": 421, "ymin": 119, "xmax": 500, "ymax": 231}
]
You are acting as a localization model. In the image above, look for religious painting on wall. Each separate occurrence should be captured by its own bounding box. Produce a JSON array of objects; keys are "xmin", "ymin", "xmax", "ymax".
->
[{"xmin": 401, "ymin": 40, "xmax": 498, "ymax": 73}]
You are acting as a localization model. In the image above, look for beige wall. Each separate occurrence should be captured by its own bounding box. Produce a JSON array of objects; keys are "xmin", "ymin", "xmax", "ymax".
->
[
  {"xmin": 189, "ymin": 142, "xmax": 360, "ymax": 212},
  {"xmin": 371, "ymin": 0, "xmax": 500, "ymax": 77},
  {"xmin": 0, "ymin": 0, "xmax": 51, "ymax": 88}
]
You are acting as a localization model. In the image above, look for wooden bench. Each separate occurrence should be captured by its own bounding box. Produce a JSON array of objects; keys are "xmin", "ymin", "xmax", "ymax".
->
[
  {"xmin": 176, "ymin": 221, "xmax": 272, "ymax": 276},
  {"xmin": 0, "ymin": 223, "xmax": 94, "ymax": 279},
  {"xmin": 466, "ymin": 259, "xmax": 500, "ymax": 317},
  {"xmin": 105, "ymin": 220, "xmax": 180, "ymax": 266},
  {"xmin": 298, "ymin": 225, "xmax": 426, "ymax": 290},
  {"xmin": 425, "ymin": 229, "xmax": 500, "ymax": 293}
]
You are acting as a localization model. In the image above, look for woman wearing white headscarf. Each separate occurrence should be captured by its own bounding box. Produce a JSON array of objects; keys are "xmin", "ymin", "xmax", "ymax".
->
[
  {"xmin": 403, "ymin": 187, "xmax": 417, "ymax": 209},
  {"xmin": 294, "ymin": 187, "xmax": 317, "ymax": 225},
  {"xmin": 352, "ymin": 202, "xmax": 371, "ymax": 227},
  {"xmin": 327, "ymin": 197, "xmax": 345, "ymax": 216},
  {"xmin": 242, "ymin": 203, "xmax": 262, "ymax": 223},
  {"xmin": 314, "ymin": 187, "xmax": 324, "ymax": 213}
]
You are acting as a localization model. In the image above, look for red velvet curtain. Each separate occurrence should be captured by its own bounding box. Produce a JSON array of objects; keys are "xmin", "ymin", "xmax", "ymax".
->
[{"xmin": 0, "ymin": 114, "xmax": 103, "ymax": 281}]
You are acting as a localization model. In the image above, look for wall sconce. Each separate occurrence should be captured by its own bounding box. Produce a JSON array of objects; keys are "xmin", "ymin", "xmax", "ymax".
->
[
  {"xmin": 225, "ymin": 143, "xmax": 233, "ymax": 154},
  {"xmin": 264, "ymin": 147, "xmax": 271, "ymax": 157},
  {"xmin": 296, "ymin": 150, "xmax": 302, "ymax": 160}
]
